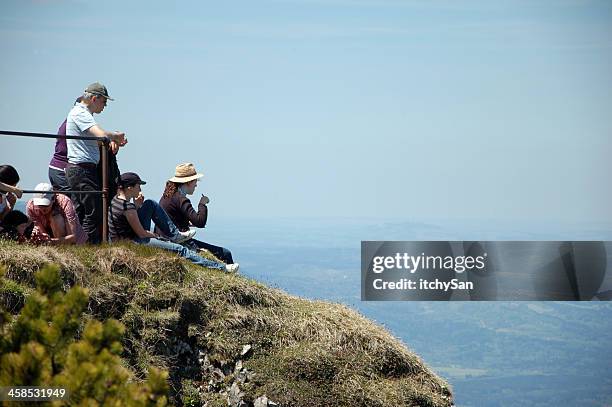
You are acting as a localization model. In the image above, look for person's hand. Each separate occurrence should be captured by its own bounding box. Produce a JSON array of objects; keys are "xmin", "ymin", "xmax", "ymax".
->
[
  {"xmin": 135, "ymin": 192, "xmax": 145, "ymax": 208},
  {"xmin": 199, "ymin": 195, "xmax": 210, "ymax": 205},
  {"xmin": 109, "ymin": 141, "xmax": 120, "ymax": 155},
  {"xmin": 6, "ymin": 192, "xmax": 16, "ymax": 208},
  {"xmin": 112, "ymin": 131, "xmax": 127, "ymax": 146}
]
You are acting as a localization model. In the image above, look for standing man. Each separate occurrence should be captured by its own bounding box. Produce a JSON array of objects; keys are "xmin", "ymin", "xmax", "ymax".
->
[{"xmin": 65, "ymin": 82, "xmax": 127, "ymax": 244}]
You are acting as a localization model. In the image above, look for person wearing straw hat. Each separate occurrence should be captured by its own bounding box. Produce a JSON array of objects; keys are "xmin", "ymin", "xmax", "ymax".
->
[
  {"xmin": 65, "ymin": 82, "xmax": 127, "ymax": 244},
  {"xmin": 26, "ymin": 182, "xmax": 87, "ymax": 245},
  {"xmin": 159, "ymin": 163, "xmax": 235, "ymax": 265},
  {"xmin": 0, "ymin": 164, "xmax": 23, "ymax": 229}
]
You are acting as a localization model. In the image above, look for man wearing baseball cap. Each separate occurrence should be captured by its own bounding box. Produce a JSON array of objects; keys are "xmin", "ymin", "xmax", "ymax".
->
[{"xmin": 65, "ymin": 82, "xmax": 127, "ymax": 243}]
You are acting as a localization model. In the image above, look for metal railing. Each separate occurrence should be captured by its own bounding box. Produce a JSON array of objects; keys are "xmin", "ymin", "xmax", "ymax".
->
[{"xmin": 1, "ymin": 130, "xmax": 110, "ymax": 242}]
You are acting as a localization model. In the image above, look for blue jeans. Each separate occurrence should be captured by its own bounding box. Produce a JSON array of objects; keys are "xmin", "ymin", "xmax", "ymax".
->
[
  {"xmin": 48, "ymin": 167, "xmax": 71, "ymax": 195},
  {"xmin": 134, "ymin": 200, "xmax": 224, "ymax": 270},
  {"xmin": 137, "ymin": 199, "xmax": 181, "ymax": 240}
]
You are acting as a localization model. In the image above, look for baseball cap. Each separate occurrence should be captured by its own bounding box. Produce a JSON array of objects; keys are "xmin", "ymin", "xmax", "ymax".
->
[
  {"xmin": 85, "ymin": 82, "xmax": 114, "ymax": 101},
  {"xmin": 32, "ymin": 182, "xmax": 54, "ymax": 206},
  {"xmin": 119, "ymin": 172, "xmax": 146, "ymax": 187}
]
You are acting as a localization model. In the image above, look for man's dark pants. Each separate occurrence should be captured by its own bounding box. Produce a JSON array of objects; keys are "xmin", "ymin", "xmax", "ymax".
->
[
  {"xmin": 185, "ymin": 239, "xmax": 234, "ymax": 264},
  {"xmin": 65, "ymin": 164, "xmax": 101, "ymax": 244}
]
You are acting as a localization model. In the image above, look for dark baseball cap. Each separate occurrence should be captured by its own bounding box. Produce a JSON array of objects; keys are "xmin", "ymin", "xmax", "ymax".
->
[
  {"xmin": 119, "ymin": 172, "xmax": 146, "ymax": 186},
  {"xmin": 85, "ymin": 82, "xmax": 114, "ymax": 100}
]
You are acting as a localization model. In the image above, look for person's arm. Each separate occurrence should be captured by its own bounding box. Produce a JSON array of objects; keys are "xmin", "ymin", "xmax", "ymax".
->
[
  {"xmin": 29, "ymin": 225, "xmax": 50, "ymax": 245},
  {"xmin": 49, "ymin": 196, "xmax": 80, "ymax": 244},
  {"xmin": 124, "ymin": 209, "xmax": 157, "ymax": 239},
  {"xmin": 49, "ymin": 221, "xmax": 76, "ymax": 245},
  {"xmin": 88, "ymin": 124, "xmax": 128, "ymax": 146},
  {"xmin": 180, "ymin": 196, "xmax": 208, "ymax": 228},
  {"xmin": 0, "ymin": 182, "xmax": 22, "ymax": 199},
  {"xmin": 50, "ymin": 235, "xmax": 76, "ymax": 244}
]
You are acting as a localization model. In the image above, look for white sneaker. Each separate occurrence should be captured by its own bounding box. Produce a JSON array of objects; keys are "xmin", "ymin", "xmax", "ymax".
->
[
  {"xmin": 225, "ymin": 263, "xmax": 240, "ymax": 273},
  {"xmin": 172, "ymin": 228, "xmax": 196, "ymax": 243}
]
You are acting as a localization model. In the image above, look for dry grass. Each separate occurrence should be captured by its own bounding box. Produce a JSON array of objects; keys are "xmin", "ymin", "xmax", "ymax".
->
[{"xmin": 0, "ymin": 241, "xmax": 453, "ymax": 406}]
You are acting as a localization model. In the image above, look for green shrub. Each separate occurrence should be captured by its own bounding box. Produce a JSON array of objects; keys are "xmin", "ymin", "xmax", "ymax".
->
[{"xmin": 0, "ymin": 264, "xmax": 169, "ymax": 406}]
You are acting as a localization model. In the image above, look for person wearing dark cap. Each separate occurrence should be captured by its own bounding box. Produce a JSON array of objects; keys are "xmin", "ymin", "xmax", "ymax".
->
[
  {"xmin": 108, "ymin": 172, "xmax": 239, "ymax": 272},
  {"xmin": 65, "ymin": 82, "xmax": 128, "ymax": 244},
  {"xmin": 50, "ymin": 97, "xmax": 122, "ymax": 200}
]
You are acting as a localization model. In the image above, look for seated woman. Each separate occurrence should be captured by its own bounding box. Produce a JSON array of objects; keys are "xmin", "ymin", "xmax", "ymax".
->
[
  {"xmin": 159, "ymin": 163, "xmax": 235, "ymax": 264},
  {"xmin": 108, "ymin": 172, "xmax": 239, "ymax": 272},
  {"xmin": 0, "ymin": 165, "xmax": 23, "ymax": 229},
  {"xmin": 26, "ymin": 182, "xmax": 88, "ymax": 245}
]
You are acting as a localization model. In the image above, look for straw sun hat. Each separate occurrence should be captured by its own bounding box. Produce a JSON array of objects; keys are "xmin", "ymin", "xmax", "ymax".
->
[{"xmin": 168, "ymin": 163, "xmax": 204, "ymax": 183}]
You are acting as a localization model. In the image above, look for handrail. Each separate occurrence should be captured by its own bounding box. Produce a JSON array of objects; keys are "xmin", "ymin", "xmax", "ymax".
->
[
  {"xmin": 0, "ymin": 130, "xmax": 109, "ymax": 143},
  {"xmin": 20, "ymin": 190, "xmax": 105, "ymax": 194},
  {"xmin": 1, "ymin": 129, "xmax": 110, "ymax": 242}
]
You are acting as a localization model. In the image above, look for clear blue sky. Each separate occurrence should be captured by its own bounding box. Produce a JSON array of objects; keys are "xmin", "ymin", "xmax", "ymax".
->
[{"xmin": 1, "ymin": 0, "xmax": 611, "ymax": 224}]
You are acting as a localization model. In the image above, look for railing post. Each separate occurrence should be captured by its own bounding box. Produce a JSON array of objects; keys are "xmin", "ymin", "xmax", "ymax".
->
[{"xmin": 101, "ymin": 139, "xmax": 109, "ymax": 243}]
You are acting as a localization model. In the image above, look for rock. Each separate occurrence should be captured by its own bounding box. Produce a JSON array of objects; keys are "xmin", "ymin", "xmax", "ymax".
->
[
  {"xmin": 241, "ymin": 344, "xmax": 252, "ymax": 357},
  {"xmin": 212, "ymin": 368, "xmax": 225, "ymax": 382},
  {"xmin": 227, "ymin": 382, "xmax": 244, "ymax": 407},
  {"xmin": 234, "ymin": 360, "xmax": 243, "ymax": 374},
  {"xmin": 253, "ymin": 395, "xmax": 280, "ymax": 407},
  {"xmin": 236, "ymin": 367, "xmax": 254, "ymax": 384},
  {"xmin": 253, "ymin": 395, "xmax": 268, "ymax": 407}
]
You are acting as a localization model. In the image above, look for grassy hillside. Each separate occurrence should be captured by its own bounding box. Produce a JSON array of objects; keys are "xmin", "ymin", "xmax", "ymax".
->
[{"xmin": 0, "ymin": 241, "xmax": 452, "ymax": 407}]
